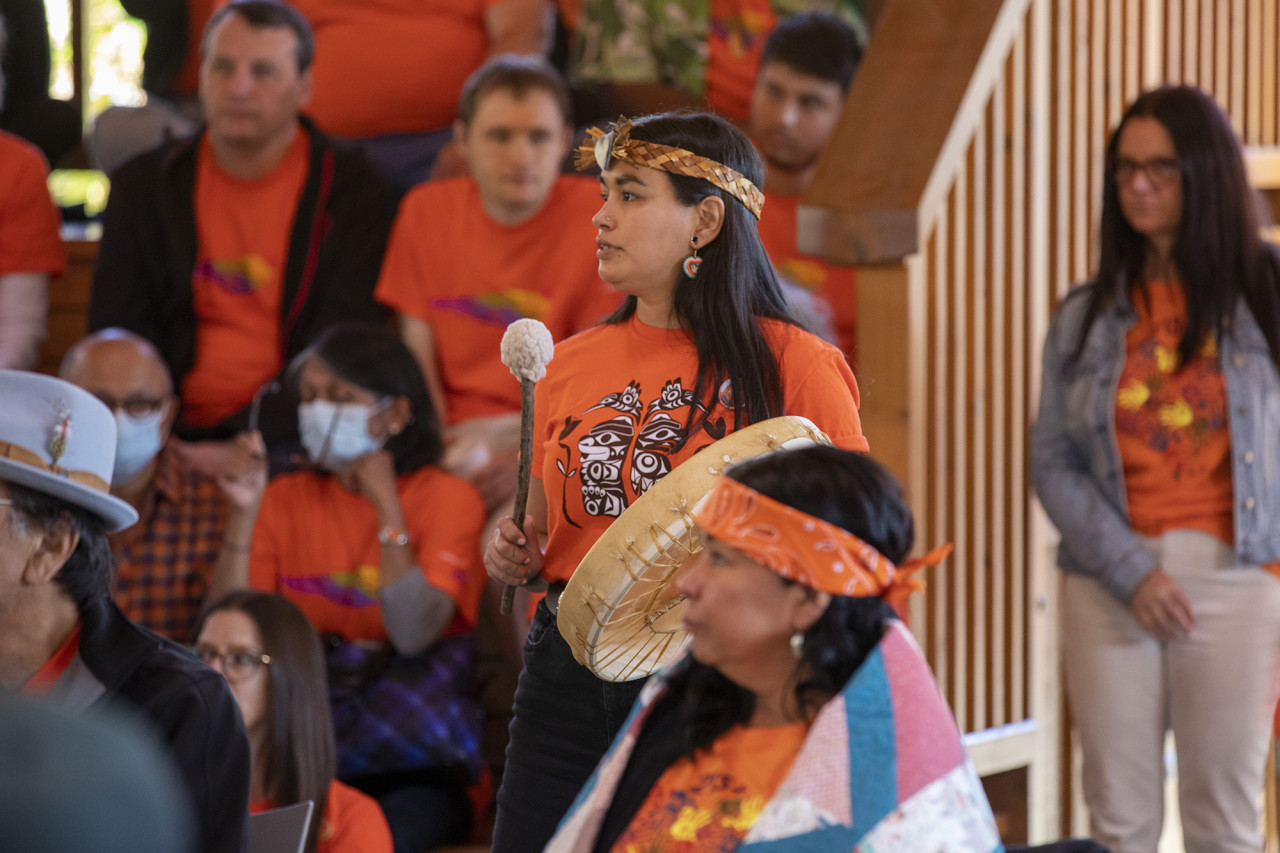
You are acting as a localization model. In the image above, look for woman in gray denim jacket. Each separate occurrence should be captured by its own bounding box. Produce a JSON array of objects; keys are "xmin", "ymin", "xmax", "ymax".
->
[{"xmin": 1031, "ymin": 85, "xmax": 1280, "ymax": 853}]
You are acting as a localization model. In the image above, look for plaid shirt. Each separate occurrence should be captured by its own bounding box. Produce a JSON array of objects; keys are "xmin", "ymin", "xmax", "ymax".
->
[{"xmin": 111, "ymin": 444, "xmax": 228, "ymax": 643}]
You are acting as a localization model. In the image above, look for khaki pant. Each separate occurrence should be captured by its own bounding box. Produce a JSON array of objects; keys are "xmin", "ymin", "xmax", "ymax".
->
[{"xmin": 1062, "ymin": 529, "xmax": 1280, "ymax": 853}]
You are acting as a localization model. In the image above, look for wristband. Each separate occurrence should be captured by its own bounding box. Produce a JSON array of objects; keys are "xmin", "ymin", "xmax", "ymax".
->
[{"xmin": 377, "ymin": 525, "xmax": 410, "ymax": 547}]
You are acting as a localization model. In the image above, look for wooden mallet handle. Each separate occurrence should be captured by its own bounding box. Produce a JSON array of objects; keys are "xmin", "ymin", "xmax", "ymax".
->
[
  {"xmin": 501, "ymin": 379, "xmax": 535, "ymax": 615},
  {"xmin": 498, "ymin": 319, "xmax": 553, "ymax": 615}
]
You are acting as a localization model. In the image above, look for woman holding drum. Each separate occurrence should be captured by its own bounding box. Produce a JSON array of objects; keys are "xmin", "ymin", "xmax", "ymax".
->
[{"xmin": 483, "ymin": 111, "xmax": 869, "ymax": 852}]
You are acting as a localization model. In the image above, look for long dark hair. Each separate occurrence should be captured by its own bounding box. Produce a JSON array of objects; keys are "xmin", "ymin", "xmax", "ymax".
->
[
  {"xmin": 289, "ymin": 323, "xmax": 443, "ymax": 475},
  {"xmin": 593, "ymin": 447, "xmax": 906, "ymax": 852},
  {"xmin": 1074, "ymin": 84, "xmax": 1280, "ymax": 369},
  {"xmin": 606, "ymin": 112, "xmax": 796, "ymax": 436},
  {"xmin": 197, "ymin": 591, "xmax": 334, "ymax": 853}
]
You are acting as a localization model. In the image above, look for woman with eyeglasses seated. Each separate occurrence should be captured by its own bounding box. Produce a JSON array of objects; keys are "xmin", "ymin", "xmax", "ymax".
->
[
  {"xmin": 194, "ymin": 591, "xmax": 393, "ymax": 853},
  {"xmin": 211, "ymin": 323, "xmax": 488, "ymax": 853},
  {"xmin": 543, "ymin": 446, "xmax": 1001, "ymax": 852},
  {"xmin": 1031, "ymin": 84, "xmax": 1280, "ymax": 852}
]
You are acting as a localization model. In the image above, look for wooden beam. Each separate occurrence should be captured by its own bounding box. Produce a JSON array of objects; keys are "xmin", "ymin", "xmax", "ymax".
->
[
  {"xmin": 71, "ymin": 0, "xmax": 88, "ymax": 105},
  {"xmin": 797, "ymin": 0, "xmax": 1032, "ymax": 265}
]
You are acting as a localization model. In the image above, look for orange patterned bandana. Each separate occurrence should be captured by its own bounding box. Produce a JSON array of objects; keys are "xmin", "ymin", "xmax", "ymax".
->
[{"xmin": 693, "ymin": 477, "xmax": 949, "ymax": 610}]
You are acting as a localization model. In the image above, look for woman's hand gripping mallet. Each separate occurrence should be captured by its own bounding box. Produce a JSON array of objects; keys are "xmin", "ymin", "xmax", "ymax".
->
[{"xmin": 498, "ymin": 319, "xmax": 554, "ymax": 614}]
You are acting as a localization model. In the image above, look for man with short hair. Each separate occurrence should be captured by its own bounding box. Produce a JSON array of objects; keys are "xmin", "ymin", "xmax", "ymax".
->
[
  {"xmin": 0, "ymin": 369, "xmax": 249, "ymax": 853},
  {"xmin": 376, "ymin": 54, "xmax": 620, "ymax": 511},
  {"xmin": 89, "ymin": 0, "xmax": 397, "ymax": 452},
  {"xmin": 61, "ymin": 328, "xmax": 265, "ymax": 643},
  {"xmin": 570, "ymin": 0, "xmax": 867, "ymax": 121},
  {"xmin": 749, "ymin": 11, "xmax": 863, "ymax": 359}
]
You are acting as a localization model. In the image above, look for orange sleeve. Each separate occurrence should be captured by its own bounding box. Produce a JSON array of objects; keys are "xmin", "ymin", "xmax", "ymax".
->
[
  {"xmin": 404, "ymin": 469, "xmax": 488, "ymax": 629},
  {"xmin": 373, "ymin": 188, "xmax": 432, "ymax": 322},
  {"xmin": 776, "ymin": 326, "xmax": 868, "ymax": 453},
  {"xmin": 0, "ymin": 133, "xmax": 64, "ymax": 277},
  {"xmin": 317, "ymin": 780, "xmax": 393, "ymax": 853},
  {"xmin": 248, "ymin": 475, "xmax": 294, "ymax": 594}
]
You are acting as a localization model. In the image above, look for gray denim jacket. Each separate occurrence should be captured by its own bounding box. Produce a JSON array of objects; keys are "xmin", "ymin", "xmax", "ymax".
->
[{"xmin": 1030, "ymin": 281, "xmax": 1280, "ymax": 602}]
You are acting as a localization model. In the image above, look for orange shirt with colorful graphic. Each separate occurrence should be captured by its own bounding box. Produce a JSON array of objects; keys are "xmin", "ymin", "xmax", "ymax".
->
[
  {"xmin": 251, "ymin": 779, "xmax": 393, "ymax": 853},
  {"xmin": 532, "ymin": 316, "xmax": 868, "ymax": 584},
  {"xmin": 1115, "ymin": 281, "xmax": 1234, "ymax": 544},
  {"xmin": 290, "ymin": 0, "xmax": 500, "ymax": 137},
  {"xmin": 0, "ymin": 130, "xmax": 65, "ymax": 277},
  {"xmin": 705, "ymin": 0, "xmax": 778, "ymax": 119},
  {"xmin": 248, "ymin": 465, "xmax": 487, "ymax": 639},
  {"xmin": 183, "ymin": 130, "xmax": 308, "ymax": 428},
  {"xmin": 758, "ymin": 191, "xmax": 857, "ymax": 360},
  {"xmin": 375, "ymin": 176, "xmax": 621, "ymax": 425},
  {"xmin": 612, "ymin": 721, "xmax": 806, "ymax": 852}
]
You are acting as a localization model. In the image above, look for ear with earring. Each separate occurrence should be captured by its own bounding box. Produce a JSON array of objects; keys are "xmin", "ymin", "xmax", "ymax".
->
[{"xmin": 682, "ymin": 236, "xmax": 702, "ymax": 279}]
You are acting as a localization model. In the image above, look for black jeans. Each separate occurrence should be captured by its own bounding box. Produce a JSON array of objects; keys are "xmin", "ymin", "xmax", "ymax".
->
[{"xmin": 490, "ymin": 597, "xmax": 645, "ymax": 853}]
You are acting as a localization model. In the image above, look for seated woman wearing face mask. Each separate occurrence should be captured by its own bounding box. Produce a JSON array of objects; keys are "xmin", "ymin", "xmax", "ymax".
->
[{"xmin": 214, "ymin": 323, "xmax": 489, "ymax": 853}]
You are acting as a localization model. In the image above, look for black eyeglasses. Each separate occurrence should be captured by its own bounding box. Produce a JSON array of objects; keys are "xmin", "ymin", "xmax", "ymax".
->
[
  {"xmin": 1112, "ymin": 156, "xmax": 1180, "ymax": 187},
  {"xmin": 190, "ymin": 644, "xmax": 272, "ymax": 681}
]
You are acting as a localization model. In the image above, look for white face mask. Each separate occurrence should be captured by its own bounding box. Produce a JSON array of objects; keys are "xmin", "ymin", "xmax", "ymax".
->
[
  {"xmin": 113, "ymin": 410, "xmax": 165, "ymax": 484},
  {"xmin": 298, "ymin": 399, "xmax": 387, "ymax": 472}
]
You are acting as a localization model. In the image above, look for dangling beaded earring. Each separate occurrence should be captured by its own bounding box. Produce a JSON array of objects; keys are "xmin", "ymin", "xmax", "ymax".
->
[
  {"xmin": 682, "ymin": 236, "xmax": 702, "ymax": 279},
  {"xmin": 789, "ymin": 632, "xmax": 805, "ymax": 660}
]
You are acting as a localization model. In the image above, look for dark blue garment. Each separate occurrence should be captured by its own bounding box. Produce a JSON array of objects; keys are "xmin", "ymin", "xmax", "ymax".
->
[{"xmin": 490, "ymin": 596, "xmax": 645, "ymax": 853}]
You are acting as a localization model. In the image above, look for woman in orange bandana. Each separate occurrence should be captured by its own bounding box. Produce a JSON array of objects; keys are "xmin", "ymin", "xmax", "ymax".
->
[{"xmin": 546, "ymin": 446, "xmax": 1001, "ymax": 853}]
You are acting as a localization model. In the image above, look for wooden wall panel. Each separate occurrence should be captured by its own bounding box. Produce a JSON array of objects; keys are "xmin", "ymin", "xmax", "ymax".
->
[{"xmin": 806, "ymin": 0, "xmax": 1280, "ymax": 837}]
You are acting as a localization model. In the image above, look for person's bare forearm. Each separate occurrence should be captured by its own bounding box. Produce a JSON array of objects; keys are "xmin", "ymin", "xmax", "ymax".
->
[{"xmin": 0, "ymin": 273, "xmax": 48, "ymax": 370}]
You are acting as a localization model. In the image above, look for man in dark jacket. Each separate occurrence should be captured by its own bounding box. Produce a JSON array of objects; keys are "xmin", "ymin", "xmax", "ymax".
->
[
  {"xmin": 89, "ymin": 0, "xmax": 397, "ymax": 454},
  {"xmin": 0, "ymin": 369, "xmax": 250, "ymax": 853}
]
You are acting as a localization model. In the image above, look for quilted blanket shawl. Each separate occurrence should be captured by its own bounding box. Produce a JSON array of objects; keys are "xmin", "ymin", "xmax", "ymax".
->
[{"xmin": 546, "ymin": 621, "xmax": 1005, "ymax": 853}]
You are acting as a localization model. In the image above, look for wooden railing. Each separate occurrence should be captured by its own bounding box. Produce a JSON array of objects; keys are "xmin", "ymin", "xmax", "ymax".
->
[{"xmin": 803, "ymin": 0, "xmax": 1280, "ymax": 839}]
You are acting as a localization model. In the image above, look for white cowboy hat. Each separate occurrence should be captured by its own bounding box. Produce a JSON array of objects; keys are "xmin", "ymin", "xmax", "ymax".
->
[{"xmin": 0, "ymin": 370, "xmax": 138, "ymax": 532}]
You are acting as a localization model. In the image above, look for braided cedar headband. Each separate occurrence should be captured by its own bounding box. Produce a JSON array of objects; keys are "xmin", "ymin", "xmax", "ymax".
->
[{"xmin": 575, "ymin": 117, "xmax": 765, "ymax": 220}]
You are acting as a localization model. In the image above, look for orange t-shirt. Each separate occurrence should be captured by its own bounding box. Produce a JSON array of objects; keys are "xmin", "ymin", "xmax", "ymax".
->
[
  {"xmin": 291, "ymin": 0, "xmax": 499, "ymax": 137},
  {"xmin": 0, "ymin": 131, "xmax": 65, "ymax": 277},
  {"xmin": 249, "ymin": 465, "xmax": 487, "ymax": 638},
  {"xmin": 183, "ymin": 129, "xmax": 308, "ymax": 428},
  {"xmin": 557, "ymin": 0, "xmax": 583, "ymax": 32},
  {"xmin": 1115, "ymin": 282, "xmax": 1234, "ymax": 544},
  {"xmin": 250, "ymin": 779, "xmax": 393, "ymax": 853},
  {"xmin": 21, "ymin": 625, "xmax": 81, "ymax": 696},
  {"xmin": 375, "ymin": 176, "xmax": 621, "ymax": 425},
  {"xmin": 758, "ymin": 191, "xmax": 857, "ymax": 361},
  {"xmin": 704, "ymin": 0, "xmax": 777, "ymax": 120},
  {"xmin": 612, "ymin": 721, "xmax": 807, "ymax": 851},
  {"xmin": 532, "ymin": 315, "xmax": 868, "ymax": 583}
]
